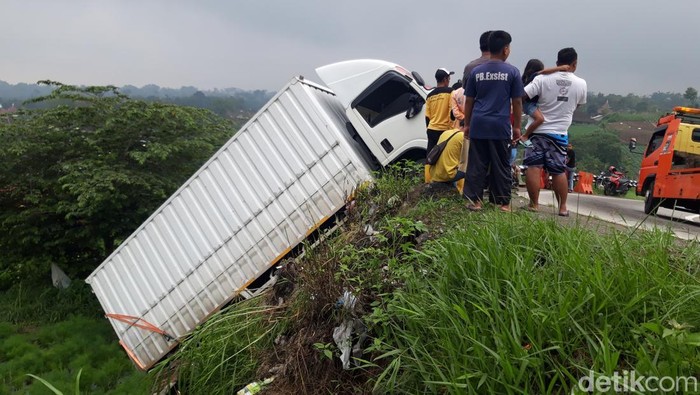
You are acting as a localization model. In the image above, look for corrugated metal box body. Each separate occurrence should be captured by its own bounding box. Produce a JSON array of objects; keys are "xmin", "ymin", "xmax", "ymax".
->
[{"xmin": 86, "ymin": 78, "xmax": 373, "ymax": 369}]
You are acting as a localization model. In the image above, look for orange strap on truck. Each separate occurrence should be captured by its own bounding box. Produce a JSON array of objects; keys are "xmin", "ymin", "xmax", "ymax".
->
[{"xmin": 105, "ymin": 314, "xmax": 175, "ymax": 342}]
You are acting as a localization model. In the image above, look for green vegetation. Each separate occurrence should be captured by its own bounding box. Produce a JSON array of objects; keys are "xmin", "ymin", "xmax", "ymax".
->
[
  {"xmin": 369, "ymin": 217, "xmax": 700, "ymax": 393},
  {"xmin": 1, "ymin": 317, "xmax": 149, "ymax": 394},
  {"xmin": 0, "ymin": 83, "xmax": 247, "ymax": 394},
  {"xmin": 582, "ymin": 90, "xmax": 696, "ymax": 117},
  {"xmin": 155, "ymin": 164, "xmax": 700, "ymax": 394},
  {"xmin": 569, "ymin": 126, "xmax": 622, "ymax": 175},
  {"xmin": 0, "ymin": 282, "xmax": 150, "ymax": 394},
  {"xmin": 0, "ymin": 82, "xmax": 238, "ymax": 288},
  {"xmin": 684, "ymin": 87, "xmax": 698, "ymax": 108},
  {"xmin": 153, "ymin": 298, "xmax": 282, "ymax": 395},
  {"xmin": 0, "ymin": 281, "xmax": 101, "ymax": 325}
]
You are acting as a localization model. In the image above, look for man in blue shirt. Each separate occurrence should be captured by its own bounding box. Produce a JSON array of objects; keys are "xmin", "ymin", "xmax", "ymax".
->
[{"xmin": 462, "ymin": 30, "xmax": 524, "ymax": 212}]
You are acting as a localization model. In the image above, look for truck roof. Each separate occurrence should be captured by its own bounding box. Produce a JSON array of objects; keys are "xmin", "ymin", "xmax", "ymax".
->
[{"xmin": 315, "ymin": 59, "xmax": 413, "ymax": 109}]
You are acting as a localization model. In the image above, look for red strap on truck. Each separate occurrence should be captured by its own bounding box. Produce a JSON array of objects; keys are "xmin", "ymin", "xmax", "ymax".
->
[{"xmin": 105, "ymin": 314, "xmax": 175, "ymax": 342}]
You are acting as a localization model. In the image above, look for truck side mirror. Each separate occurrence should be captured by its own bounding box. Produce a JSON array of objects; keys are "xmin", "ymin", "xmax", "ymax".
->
[
  {"xmin": 405, "ymin": 94, "xmax": 424, "ymax": 119},
  {"xmin": 628, "ymin": 138, "xmax": 637, "ymax": 152},
  {"xmin": 412, "ymin": 71, "xmax": 426, "ymax": 88}
]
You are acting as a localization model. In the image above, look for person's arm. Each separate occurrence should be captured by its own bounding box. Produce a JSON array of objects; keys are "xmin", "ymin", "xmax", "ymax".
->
[
  {"xmin": 462, "ymin": 64, "xmax": 470, "ymax": 90},
  {"xmin": 511, "ymin": 97, "xmax": 522, "ymax": 142},
  {"xmin": 523, "ymin": 108, "xmax": 544, "ymax": 139},
  {"xmin": 462, "ymin": 96, "xmax": 474, "ymax": 137},
  {"xmin": 521, "ymin": 76, "xmax": 542, "ymax": 139},
  {"xmin": 577, "ymin": 80, "xmax": 588, "ymax": 108},
  {"xmin": 425, "ymin": 98, "xmax": 432, "ymax": 126},
  {"xmin": 451, "ymin": 91, "xmax": 465, "ymax": 123},
  {"xmin": 538, "ymin": 65, "xmax": 570, "ymax": 75}
]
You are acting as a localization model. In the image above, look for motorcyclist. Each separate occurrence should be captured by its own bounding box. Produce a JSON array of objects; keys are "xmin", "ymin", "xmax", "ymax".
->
[{"xmin": 603, "ymin": 165, "xmax": 631, "ymax": 196}]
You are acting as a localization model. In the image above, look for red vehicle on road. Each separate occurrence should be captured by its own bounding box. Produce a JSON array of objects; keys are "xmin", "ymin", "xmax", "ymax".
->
[{"xmin": 636, "ymin": 106, "xmax": 700, "ymax": 214}]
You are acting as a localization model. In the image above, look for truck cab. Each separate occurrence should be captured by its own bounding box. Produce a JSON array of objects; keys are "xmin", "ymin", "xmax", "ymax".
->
[
  {"xmin": 637, "ymin": 106, "xmax": 700, "ymax": 214},
  {"xmin": 316, "ymin": 59, "xmax": 430, "ymax": 168}
]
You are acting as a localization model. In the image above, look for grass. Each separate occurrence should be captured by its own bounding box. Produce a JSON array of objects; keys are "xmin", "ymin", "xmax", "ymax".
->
[
  {"xmin": 151, "ymin": 298, "xmax": 283, "ymax": 395},
  {"xmin": 0, "ymin": 131, "xmax": 689, "ymax": 391},
  {"xmin": 112, "ymin": 162, "xmax": 700, "ymax": 393},
  {"xmin": 368, "ymin": 213, "xmax": 700, "ymax": 393},
  {"xmin": 0, "ymin": 316, "xmax": 151, "ymax": 394},
  {"xmin": 0, "ymin": 282, "xmax": 152, "ymax": 394},
  {"xmin": 568, "ymin": 124, "xmax": 601, "ymax": 136},
  {"xmin": 0, "ymin": 281, "xmax": 102, "ymax": 325}
]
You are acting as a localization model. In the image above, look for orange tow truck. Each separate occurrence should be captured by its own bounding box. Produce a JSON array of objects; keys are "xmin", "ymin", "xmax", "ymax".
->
[{"xmin": 636, "ymin": 106, "xmax": 700, "ymax": 214}]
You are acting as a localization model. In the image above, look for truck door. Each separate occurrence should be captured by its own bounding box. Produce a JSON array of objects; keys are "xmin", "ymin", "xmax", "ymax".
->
[
  {"xmin": 655, "ymin": 119, "xmax": 680, "ymax": 194},
  {"xmin": 348, "ymin": 71, "xmax": 426, "ymax": 164},
  {"xmin": 638, "ymin": 126, "xmax": 668, "ymax": 197}
]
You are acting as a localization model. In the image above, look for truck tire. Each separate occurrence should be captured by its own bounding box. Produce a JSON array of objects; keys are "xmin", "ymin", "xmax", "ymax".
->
[{"xmin": 643, "ymin": 180, "xmax": 660, "ymax": 215}]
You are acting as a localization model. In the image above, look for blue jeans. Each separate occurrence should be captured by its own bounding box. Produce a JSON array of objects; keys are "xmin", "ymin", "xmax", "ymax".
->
[
  {"xmin": 567, "ymin": 166, "xmax": 576, "ymax": 190},
  {"xmin": 523, "ymin": 100, "xmax": 538, "ymax": 116}
]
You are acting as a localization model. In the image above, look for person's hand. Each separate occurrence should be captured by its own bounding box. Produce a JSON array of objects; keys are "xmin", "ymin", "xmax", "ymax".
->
[
  {"xmin": 511, "ymin": 127, "xmax": 521, "ymax": 143},
  {"xmin": 560, "ymin": 65, "xmax": 571, "ymax": 72},
  {"xmin": 462, "ymin": 125, "xmax": 470, "ymax": 138}
]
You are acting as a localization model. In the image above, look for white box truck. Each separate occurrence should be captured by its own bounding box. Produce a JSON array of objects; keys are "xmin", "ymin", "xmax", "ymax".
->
[{"xmin": 85, "ymin": 59, "xmax": 431, "ymax": 370}]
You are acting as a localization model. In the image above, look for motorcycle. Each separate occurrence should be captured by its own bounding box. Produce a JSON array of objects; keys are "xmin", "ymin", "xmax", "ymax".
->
[
  {"xmin": 593, "ymin": 171, "xmax": 609, "ymax": 190},
  {"xmin": 601, "ymin": 167, "xmax": 635, "ymax": 196}
]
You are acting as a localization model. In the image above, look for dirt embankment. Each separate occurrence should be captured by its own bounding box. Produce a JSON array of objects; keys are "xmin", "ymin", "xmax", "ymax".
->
[{"xmin": 606, "ymin": 120, "xmax": 657, "ymax": 144}]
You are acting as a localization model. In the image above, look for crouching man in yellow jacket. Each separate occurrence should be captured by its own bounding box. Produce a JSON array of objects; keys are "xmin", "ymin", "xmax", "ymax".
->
[{"xmin": 429, "ymin": 129, "xmax": 467, "ymax": 193}]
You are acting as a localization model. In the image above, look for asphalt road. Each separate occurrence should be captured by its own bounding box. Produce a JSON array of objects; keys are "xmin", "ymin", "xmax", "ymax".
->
[{"xmin": 516, "ymin": 189, "xmax": 700, "ymax": 241}]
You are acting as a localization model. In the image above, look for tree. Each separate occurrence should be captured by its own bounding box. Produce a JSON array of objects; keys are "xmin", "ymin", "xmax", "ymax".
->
[
  {"xmin": 684, "ymin": 87, "xmax": 698, "ymax": 106},
  {"xmin": 570, "ymin": 130, "xmax": 621, "ymax": 173},
  {"xmin": 0, "ymin": 82, "xmax": 236, "ymax": 288}
]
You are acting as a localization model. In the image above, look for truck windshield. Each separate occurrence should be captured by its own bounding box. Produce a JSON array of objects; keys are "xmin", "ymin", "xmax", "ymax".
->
[
  {"xmin": 352, "ymin": 72, "xmax": 419, "ymax": 128},
  {"xmin": 645, "ymin": 128, "xmax": 667, "ymax": 157}
]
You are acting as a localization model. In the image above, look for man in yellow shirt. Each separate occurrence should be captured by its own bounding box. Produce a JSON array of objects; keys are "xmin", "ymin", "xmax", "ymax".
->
[
  {"xmin": 424, "ymin": 68, "xmax": 454, "ymax": 182},
  {"xmin": 429, "ymin": 129, "xmax": 466, "ymax": 192}
]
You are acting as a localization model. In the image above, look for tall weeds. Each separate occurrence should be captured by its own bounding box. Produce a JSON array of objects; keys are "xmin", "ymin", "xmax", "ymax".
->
[
  {"xmin": 370, "ymin": 214, "xmax": 700, "ymax": 394},
  {"xmin": 152, "ymin": 297, "xmax": 283, "ymax": 395}
]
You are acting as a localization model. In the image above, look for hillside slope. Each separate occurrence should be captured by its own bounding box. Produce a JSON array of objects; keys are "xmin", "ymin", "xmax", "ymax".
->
[{"xmin": 154, "ymin": 165, "xmax": 700, "ymax": 394}]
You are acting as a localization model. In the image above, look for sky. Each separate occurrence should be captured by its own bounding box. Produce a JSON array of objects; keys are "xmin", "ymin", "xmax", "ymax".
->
[{"xmin": 1, "ymin": 0, "xmax": 697, "ymax": 96}]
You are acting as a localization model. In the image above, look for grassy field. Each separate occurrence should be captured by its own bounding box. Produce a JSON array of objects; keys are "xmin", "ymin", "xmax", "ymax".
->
[
  {"xmin": 568, "ymin": 123, "xmax": 601, "ymax": 136},
  {"xmin": 0, "ymin": 282, "xmax": 151, "ymax": 394}
]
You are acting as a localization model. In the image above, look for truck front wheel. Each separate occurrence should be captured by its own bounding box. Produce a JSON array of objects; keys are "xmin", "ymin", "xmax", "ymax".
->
[{"xmin": 643, "ymin": 180, "xmax": 660, "ymax": 215}]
